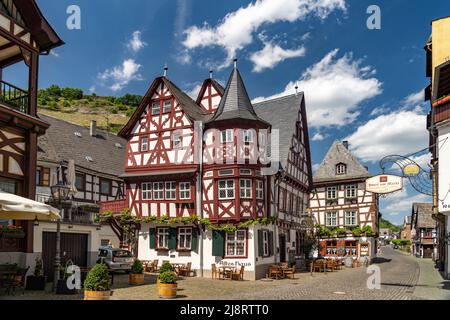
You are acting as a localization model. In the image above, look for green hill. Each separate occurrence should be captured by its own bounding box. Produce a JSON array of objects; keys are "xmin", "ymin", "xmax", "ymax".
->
[
  {"xmin": 379, "ymin": 217, "xmax": 401, "ymax": 232},
  {"xmin": 37, "ymin": 85, "xmax": 141, "ymax": 134}
]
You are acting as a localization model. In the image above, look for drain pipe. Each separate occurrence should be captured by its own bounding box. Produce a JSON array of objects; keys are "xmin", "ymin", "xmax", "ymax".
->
[{"xmin": 196, "ymin": 122, "xmax": 204, "ymax": 277}]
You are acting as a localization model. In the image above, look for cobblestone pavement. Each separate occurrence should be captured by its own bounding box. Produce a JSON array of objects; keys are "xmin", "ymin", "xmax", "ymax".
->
[{"xmin": 2, "ymin": 246, "xmax": 448, "ymax": 300}]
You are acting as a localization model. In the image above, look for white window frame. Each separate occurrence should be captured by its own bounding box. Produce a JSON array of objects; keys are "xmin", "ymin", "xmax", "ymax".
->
[
  {"xmin": 141, "ymin": 137, "xmax": 149, "ymax": 152},
  {"xmin": 151, "ymin": 102, "xmax": 160, "ymax": 116},
  {"xmin": 178, "ymin": 227, "xmax": 192, "ymax": 250},
  {"xmin": 243, "ymin": 129, "xmax": 254, "ymax": 143},
  {"xmin": 163, "ymin": 99, "xmax": 172, "ymax": 113},
  {"xmin": 256, "ymin": 180, "xmax": 264, "ymax": 200},
  {"xmin": 345, "ymin": 211, "xmax": 357, "ymax": 226},
  {"xmin": 221, "ymin": 129, "xmax": 233, "ymax": 143},
  {"xmin": 172, "ymin": 132, "xmax": 181, "ymax": 149},
  {"xmin": 326, "ymin": 212, "xmax": 338, "ymax": 227},
  {"xmin": 153, "ymin": 182, "xmax": 164, "ymax": 200},
  {"xmin": 142, "ymin": 183, "xmax": 152, "ymax": 200},
  {"xmin": 240, "ymin": 179, "xmax": 252, "ymax": 199},
  {"xmin": 263, "ymin": 230, "xmax": 269, "ymax": 257},
  {"xmin": 218, "ymin": 179, "xmax": 235, "ymax": 200},
  {"xmin": 345, "ymin": 184, "xmax": 357, "ymax": 198},
  {"xmin": 165, "ymin": 181, "xmax": 176, "ymax": 200},
  {"xmin": 225, "ymin": 230, "xmax": 247, "ymax": 257},
  {"xmin": 336, "ymin": 164, "xmax": 346, "ymax": 175},
  {"xmin": 179, "ymin": 182, "xmax": 191, "ymax": 200},
  {"xmin": 326, "ymin": 186, "xmax": 337, "ymax": 199},
  {"xmin": 157, "ymin": 227, "xmax": 169, "ymax": 249}
]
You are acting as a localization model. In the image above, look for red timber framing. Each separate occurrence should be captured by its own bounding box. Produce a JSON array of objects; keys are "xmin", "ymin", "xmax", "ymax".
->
[{"xmin": 196, "ymin": 78, "xmax": 224, "ymax": 114}]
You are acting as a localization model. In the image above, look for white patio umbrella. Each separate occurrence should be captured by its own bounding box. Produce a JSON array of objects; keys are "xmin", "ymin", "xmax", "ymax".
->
[
  {"xmin": 66, "ymin": 159, "xmax": 78, "ymax": 196},
  {"xmin": 0, "ymin": 191, "xmax": 60, "ymax": 221}
]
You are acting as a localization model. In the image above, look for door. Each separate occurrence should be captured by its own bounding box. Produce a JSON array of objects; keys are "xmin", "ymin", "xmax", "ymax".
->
[
  {"xmin": 279, "ymin": 235, "xmax": 286, "ymax": 263},
  {"xmin": 42, "ymin": 232, "xmax": 88, "ymax": 281},
  {"xmin": 423, "ymin": 246, "xmax": 433, "ymax": 259}
]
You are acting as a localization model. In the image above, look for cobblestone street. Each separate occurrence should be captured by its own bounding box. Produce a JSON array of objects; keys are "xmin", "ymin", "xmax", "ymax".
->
[{"xmin": 2, "ymin": 246, "xmax": 449, "ymax": 300}]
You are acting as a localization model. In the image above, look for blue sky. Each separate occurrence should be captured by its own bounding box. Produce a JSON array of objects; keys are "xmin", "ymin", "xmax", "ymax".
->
[{"xmin": 8, "ymin": 0, "xmax": 450, "ymax": 224}]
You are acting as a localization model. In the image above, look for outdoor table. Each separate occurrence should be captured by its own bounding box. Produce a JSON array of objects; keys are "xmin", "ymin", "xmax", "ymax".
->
[
  {"xmin": 218, "ymin": 267, "xmax": 236, "ymax": 280},
  {"xmin": 172, "ymin": 263, "xmax": 185, "ymax": 275}
]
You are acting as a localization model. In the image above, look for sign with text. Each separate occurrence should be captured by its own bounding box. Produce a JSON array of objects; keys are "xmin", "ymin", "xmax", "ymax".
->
[{"xmin": 366, "ymin": 175, "xmax": 403, "ymax": 194}]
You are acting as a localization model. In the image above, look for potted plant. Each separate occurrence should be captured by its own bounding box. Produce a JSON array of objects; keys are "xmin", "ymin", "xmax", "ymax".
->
[
  {"xmin": 26, "ymin": 256, "xmax": 47, "ymax": 291},
  {"xmin": 129, "ymin": 259, "xmax": 145, "ymax": 285},
  {"xmin": 83, "ymin": 263, "xmax": 111, "ymax": 300},
  {"xmin": 158, "ymin": 271, "xmax": 177, "ymax": 299},
  {"xmin": 157, "ymin": 262, "xmax": 174, "ymax": 285}
]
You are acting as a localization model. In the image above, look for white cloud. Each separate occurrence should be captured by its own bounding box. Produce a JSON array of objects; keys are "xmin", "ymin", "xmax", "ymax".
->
[
  {"xmin": 312, "ymin": 163, "xmax": 320, "ymax": 173},
  {"xmin": 98, "ymin": 59, "xmax": 143, "ymax": 92},
  {"xmin": 370, "ymin": 106, "xmax": 390, "ymax": 116},
  {"xmin": 346, "ymin": 109, "xmax": 428, "ymax": 163},
  {"xmin": 410, "ymin": 153, "xmax": 432, "ymax": 169},
  {"xmin": 182, "ymin": 0, "xmax": 346, "ymax": 68},
  {"xmin": 186, "ymin": 83, "xmax": 202, "ymax": 99},
  {"xmin": 250, "ymin": 41, "xmax": 306, "ymax": 72},
  {"xmin": 128, "ymin": 31, "xmax": 147, "ymax": 53},
  {"xmin": 312, "ymin": 132, "xmax": 325, "ymax": 141},
  {"xmin": 50, "ymin": 50, "xmax": 60, "ymax": 58},
  {"xmin": 382, "ymin": 189, "xmax": 430, "ymax": 217},
  {"xmin": 253, "ymin": 49, "xmax": 382, "ymax": 128}
]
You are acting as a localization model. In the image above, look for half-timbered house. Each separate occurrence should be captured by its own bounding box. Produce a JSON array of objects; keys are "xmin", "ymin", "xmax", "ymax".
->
[
  {"xmin": 0, "ymin": 0, "xmax": 63, "ymax": 265},
  {"xmin": 309, "ymin": 140, "xmax": 379, "ymax": 260},
  {"xmin": 101, "ymin": 63, "xmax": 312, "ymax": 280},
  {"xmin": 34, "ymin": 115, "xmax": 125, "ymax": 279}
]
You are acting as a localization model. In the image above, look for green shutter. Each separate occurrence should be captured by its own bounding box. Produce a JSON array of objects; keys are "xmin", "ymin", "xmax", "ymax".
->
[
  {"xmin": 212, "ymin": 230, "xmax": 225, "ymax": 257},
  {"xmin": 258, "ymin": 230, "xmax": 264, "ymax": 257},
  {"xmin": 149, "ymin": 228, "xmax": 156, "ymax": 249},
  {"xmin": 268, "ymin": 231, "xmax": 274, "ymax": 256},
  {"xmin": 191, "ymin": 228, "xmax": 199, "ymax": 253},
  {"xmin": 168, "ymin": 228, "xmax": 177, "ymax": 250}
]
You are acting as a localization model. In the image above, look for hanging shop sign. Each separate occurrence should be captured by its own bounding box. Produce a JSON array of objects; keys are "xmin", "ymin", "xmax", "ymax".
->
[
  {"xmin": 366, "ymin": 174, "xmax": 403, "ymax": 194},
  {"xmin": 403, "ymin": 164, "xmax": 421, "ymax": 176}
]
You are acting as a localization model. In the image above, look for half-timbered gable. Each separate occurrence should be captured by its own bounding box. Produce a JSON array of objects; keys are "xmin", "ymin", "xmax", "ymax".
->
[{"xmin": 196, "ymin": 77, "xmax": 224, "ymax": 114}]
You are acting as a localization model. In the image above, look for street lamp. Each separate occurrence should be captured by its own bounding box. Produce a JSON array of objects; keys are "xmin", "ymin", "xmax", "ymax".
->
[{"xmin": 50, "ymin": 182, "xmax": 70, "ymax": 293}]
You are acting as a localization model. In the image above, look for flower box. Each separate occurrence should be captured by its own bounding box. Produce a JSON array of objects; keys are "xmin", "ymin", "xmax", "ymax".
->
[{"xmin": 0, "ymin": 231, "xmax": 26, "ymax": 239}]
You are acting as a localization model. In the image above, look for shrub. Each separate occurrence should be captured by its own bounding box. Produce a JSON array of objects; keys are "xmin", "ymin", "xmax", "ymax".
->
[
  {"xmin": 131, "ymin": 259, "xmax": 144, "ymax": 274},
  {"xmin": 335, "ymin": 228, "xmax": 347, "ymax": 236},
  {"xmin": 159, "ymin": 262, "xmax": 173, "ymax": 274},
  {"xmin": 351, "ymin": 227, "xmax": 362, "ymax": 237},
  {"xmin": 84, "ymin": 263, "xmax": 110, "ymax": 291},
  {"xmin": 34, "ymin": 256, "xmax": 44, "ymax": 277},
  {"xmin": 159, "ymin": 271, "xmax": 177, "ymax": 284}
]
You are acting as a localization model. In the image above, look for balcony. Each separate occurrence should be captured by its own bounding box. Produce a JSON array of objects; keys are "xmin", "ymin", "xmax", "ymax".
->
[
  {"xmin": 0, "ymin": 80, "xmax": 29, "ymax": 114},
  {"xmin": 100, "ymin": 199, "xmax": 127, "ymax": 214}
]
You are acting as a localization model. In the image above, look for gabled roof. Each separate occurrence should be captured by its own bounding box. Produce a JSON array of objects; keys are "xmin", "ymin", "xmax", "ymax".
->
[
  {"xmin": 195, "ymin": 78, "xmax": 225, "ymax": 105},
  {"xmin": 314, "ymin": 140, "xmax": 371, "ymax": 183},
  {"xmin": 254, "ymin": 93, "xmax": 308, "ymax": 169},
  {"xmin": 119, "ymin": 76, "xmax": 210, "ymax": 138},
  {"xmin": 37, "ymin": 114, "xmax": 126, "ymax": 178},
  {"xmin": 412, "ymin": 203, "xmax": 435, "ymax": 229},
  {"xmin": 206, "ymin": 67, "xmax": 270, "ymax": 127}
]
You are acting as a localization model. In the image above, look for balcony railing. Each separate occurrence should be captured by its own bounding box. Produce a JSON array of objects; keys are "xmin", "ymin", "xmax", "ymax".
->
[
  {"xmin": 100, "ymin": 199, "xmax": 127, "ymax": 214},
  {"xmin": 0, "ymin": 80, "xmax": 28, "ymax": 114}
]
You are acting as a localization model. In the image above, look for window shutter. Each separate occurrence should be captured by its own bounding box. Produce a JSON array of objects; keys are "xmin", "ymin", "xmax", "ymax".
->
[
  {"xmin": 191, "ymin": 228, "xmax": 199, "ymax": 253},
  {"xmin": 258, "ymin": 230, "xmax": 264, "ymax": 257},
  {"xmin": 149, "ymin": 228, "xmax": 156, "ymax": 249},
  {"xmin": 268, "ymin": 231, "xmax": 274, "ymax": 256},
  {"xmin": 212, "ymin": 230, "xmax": 225, "ymax": 257},
  {"xmin": 168, "ymin": 228, "xmax": 177, "ymax": 250}
]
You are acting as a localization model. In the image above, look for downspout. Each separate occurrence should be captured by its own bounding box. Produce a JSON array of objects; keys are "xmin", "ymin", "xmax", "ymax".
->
[{"xmin": 196, "ymin": 122, "xmax": 204, "ymax": 277}]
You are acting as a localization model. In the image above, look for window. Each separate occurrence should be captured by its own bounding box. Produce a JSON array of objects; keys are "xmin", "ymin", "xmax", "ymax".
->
[
  {"xmin": 151, "ymin": 102, "xmax": 160, "ymax": 115},
  {"xmin": 221, "ymin": 129, "xmax": 233, "ymax": 143},
  {"xmin": 219, "ymin": 169, "xmax": 233, "ymax": 176},
  {"xmin": 326, "ymin": 186, "xmax": 337, "ymax": 199},
  {"xmin": 262, "ymin": 230, "xmax": 269, "ymax": 257},
  {"xmin": 279, "ymin": 188, "xmax": 286, "ymax": 212},
  {"xmin": 336, "ymin": 163, "xmax": 346, "ymax": 175},
  {"xmin": 344, "ymin": 211, "xmax": 357, "ymax": 226},
  {"xmin": 243, "ymin": 129, "xmax": 254, "ymax": 143},
  {"xmin": 345, "ymin": 241, "xmax": 357, "ymax": 256},
  {"xmin": 226, "ymin": 230, "xmax": 247, "ymax": 257},
  {"xmin": 153, "ymin": 182, "xmax": 164, "ymax": 200},
  {"xmin": 326, "ymin": 240, "xmax": 338, "ymax": 255},
  {"xmin": 172, "ymin": 132, "xmax": 181, "ymax": 149},
  {"xmin": 178, "ymin": 227, "xmax": 192, "ymax": 250},
  {"xmin": 163, "ymin": 100, "xmax": 172, "ymax": 113},
  {"xmin": 75, "ymin": 173, "xmax": 85, "ymax": 191},
  {"xmin": 179, "ymin": 182, "xmax": 191, "ymax": 200},
  {"xmin": 240, "ymin": 179, "xmax": 252, "ymax": 198},
  {"xmin": 218, "ymin": 180, "xmax": 235, "ymax": 200},
  {"xmin": 100, "ymin": 179, "xmax": 111, "ymax": 195},
  {"xmin": 141, "ymin": 137, "xmax": 149, "ymax": 152},
  {"xmin": 157, "ymin": 227, "xmax": 169, "ymax": 249},
  {"xmin": 142, "ymin": 183, "xmax": 152, "ymax": 200},
  {"xmin": 239, "ymin": 169, "xmax": 251, "ymax": 175},
  {"xmin": 36, "ymin": 166, "xmax": 50, "ymax": 187},
  {"xmin": 165, "ymin": 182, "xmax": 176, "ymax": 200},
  {"xmin": 256, "ymin": 180, "xmax": 264, "ymax": 200},
  {"xmin": 100, "ymin": 239, "xmax": 110, "ymax": 247},
  {"xmin": 345, "ymin": 185, "xmax": 357, "ymax": 198},
  {"xmin": 326, "ymin": 212, "xmax": 338, "ymax": 227}
]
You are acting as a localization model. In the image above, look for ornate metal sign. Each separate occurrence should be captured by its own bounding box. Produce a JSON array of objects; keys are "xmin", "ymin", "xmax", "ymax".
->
[{"xmin": 366, "ymin": 174, "xmax": 403, "ymax": 194}]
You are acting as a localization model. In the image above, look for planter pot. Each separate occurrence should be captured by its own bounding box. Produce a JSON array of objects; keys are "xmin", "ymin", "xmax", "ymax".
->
[
  {"xmin": 26, "ymin": 276, "xmax": 47, "ymax": 291},
  {"xmin": 84, "ymin": 290, "xmax": 111, "ymax": 300},
  {"xmin": 129, "ymin": 273, "xmax": 145, "ymax": 285},
  {"xmin": 1, "ymin": 232, "xmax": 25, "ymax": 239},
  {"xmin": 56, "ymin": 279, "xmax": 76, "ymax": 295},
  {"xmin": 158, "ymin": 283, "xmax": 177, "ymax": 299}
]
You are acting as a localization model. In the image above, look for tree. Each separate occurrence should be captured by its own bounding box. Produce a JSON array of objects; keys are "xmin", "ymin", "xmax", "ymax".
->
[
  {"xmin": 46, "ymin": 85, "xmax": 62, "ymax": 97},
  {"xmin": 61, "ymin": 87, "xmax": 83, "ymax": 100},
  {"xmin": 117, "ymin": 94, "xmax": 142, "ymax": 108}
]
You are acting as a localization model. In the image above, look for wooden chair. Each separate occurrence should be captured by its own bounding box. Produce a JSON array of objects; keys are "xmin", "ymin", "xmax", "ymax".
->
[
  {"xmin": 211, "ymin": 264, "xmax": 219, "ymax": 280},
  {"xmin": 150, "ymin": 260, "xmax": 159, "ymax": 272},
  {"xmin": 284, "ymin": 264, "xmax": 296, "ymax": 279},
  {"xmin": 179, "ymin": 262, "xmax": 193, "ymax": 277},
  {"xmin": 231, "ymin": 266, "xmax": 245, "ymax": 281},
  {"xmin": 5, "ymin": 266, "xmax": 29, "ymax": 295},
  {"xmin": 334, "ymin": 259, "xmax": 343, "ymax": 270},
  {"xmin": 268, "ymin": 266, "xmax": 283, "ymax": 279},
  {"xmin": 313, "ymin": 260, "xmax": 325, "ymax": 273},
  {"xmin": 325, "ymin": 259, "xmax": 335, "ymax": 272}
]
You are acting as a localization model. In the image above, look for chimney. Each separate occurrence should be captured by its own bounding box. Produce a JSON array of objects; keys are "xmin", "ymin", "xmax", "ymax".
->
[
  {"xmin": 90, "ymin": 120, "xmax": 97, "ymax": 137},
  {"xmin": 343, "ymin": 141, "xmax": 349, "ymax": 149}
]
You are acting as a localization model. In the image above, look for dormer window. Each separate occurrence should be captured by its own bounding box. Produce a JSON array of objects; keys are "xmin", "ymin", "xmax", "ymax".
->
[
  {"xmin": 243, "ymin": 129, "xmax": 254, "ymax": 143},
  {"xmin": 336, "ymin": 163, "xmax": 347, "ymax": 175}
]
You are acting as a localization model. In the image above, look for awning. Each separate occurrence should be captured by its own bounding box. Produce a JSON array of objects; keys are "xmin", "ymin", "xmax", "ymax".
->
[
  {"xmin": 0, "ymin": 191, "xmax": 60, "ymax": 221},
  {"xmin": 120, "ymin": 168, "xmax": 197, "ymax": 181}
]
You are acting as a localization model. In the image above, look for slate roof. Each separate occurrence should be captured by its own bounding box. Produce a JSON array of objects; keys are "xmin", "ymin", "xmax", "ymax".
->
[
  {"xmin": 412, "ymin": 203, "xmax": 435, "ymax": 229},
  {"xmin": 37, "ymin": 114, "xmax": 126, "ymax": 178},
  {"xmin": 206, "ymin": 67, "xmax": 270, "ymax": 126},
  {"xmin": 253, "ymin": 93, "xmax": 305, "ymax": 169},
  {"xmin": 314, "ymin": 140, "xmax": 371, "ymax": 183}
]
